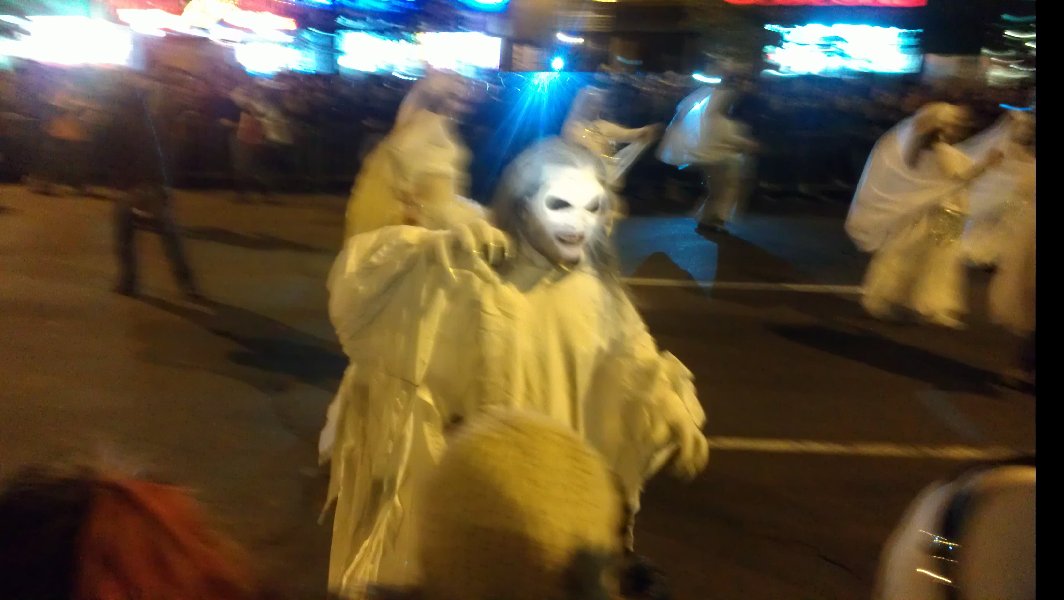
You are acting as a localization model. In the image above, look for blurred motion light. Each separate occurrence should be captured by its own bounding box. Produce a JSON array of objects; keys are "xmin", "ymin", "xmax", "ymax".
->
[
  {"xmin": 725, "ymin": 0, "xmax": 925, "ymax": 5},
  {"xmin": 235, "ymin": 42, "xmax": 303, "ymax": 74},
  {"xmin": 764, "ymin": 23, "xmax": 921, "ymax": 76},
  {"xmin": 1004, "ymin": 30, "xmax": 1037, "ymax": 39},
  {"xmin": 417, "ymin": 32, "xmax": 502, "ymax": 74},
  {"xmin": 556, "ymin": 32, "xmax": 584, "ymax": 44},
  {"xmin": 692, "ymin": 73, "xmax": 721, "ymax": 84},
  {"xmin": 338, "ymin": 31, "xmax": 420, "ymax": 73},
  {"xmin": 455, "ymin": 0, "xmax": 510, "ymax": 12},
  {"xmin": 551, "ymin": 56, "xmax": 565, "ymax": 71},
  {"xmin": 0, "ymin": 16, "xmax": 133, "ymax": 66}
]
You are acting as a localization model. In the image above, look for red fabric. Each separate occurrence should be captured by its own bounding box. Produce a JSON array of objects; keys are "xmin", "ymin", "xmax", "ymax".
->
[{"xmin": 75, "ymin": 477, "xmax": 260, "ymax": 600}]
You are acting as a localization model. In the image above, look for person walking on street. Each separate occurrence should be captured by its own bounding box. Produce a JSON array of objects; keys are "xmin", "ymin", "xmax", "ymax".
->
[{"xmin": 109, "ymin": 76, "xmax": 201, "ymax": 301}]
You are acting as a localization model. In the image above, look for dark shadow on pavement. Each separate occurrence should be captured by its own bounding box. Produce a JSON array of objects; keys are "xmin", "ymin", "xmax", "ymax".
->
[
  {"xmin": 769, "ymin": 323, "xmax": 1001, "ymax": 395},
  {"xmin": 140, "ymin": 296, "xmax": 345, "ymax": 394},
  {"xmin": 630, "ymin": 251, "xmax": 701, "ymax": 282},
  {"xmin": 698, "ymin": 226, "xmax": 811, "ymax": 285},
  {"xmin": 181, "ymin": 225, "xmax": 331, "ymax": 254}
]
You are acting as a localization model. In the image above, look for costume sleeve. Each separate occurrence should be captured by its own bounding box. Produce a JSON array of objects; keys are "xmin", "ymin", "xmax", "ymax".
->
[
  {"xmin": 584, "ymin": 290, "xmax": 706, "ymax": 509},
  {"xmin": 593, "ymin": 119, "xmax": 649, "ymax": 143}
]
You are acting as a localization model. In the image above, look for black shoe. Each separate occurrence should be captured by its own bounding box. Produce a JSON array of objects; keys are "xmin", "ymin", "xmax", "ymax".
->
[
  {"xmin": 113, "ymin": 282, "xmax": 139, "ymax": 297},
  {"xmin": 696, "ymin": 220, "xmax": 727, "ymax": 234},
  {"xmin": 182, "ymin": 285, "xmax": 206, "ymax": 303}
]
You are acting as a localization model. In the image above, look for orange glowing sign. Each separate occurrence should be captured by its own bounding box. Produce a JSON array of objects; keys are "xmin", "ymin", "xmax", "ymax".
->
[{"xmin": 725, "ymin": 0, "xmax": 926, "ymax": 6}]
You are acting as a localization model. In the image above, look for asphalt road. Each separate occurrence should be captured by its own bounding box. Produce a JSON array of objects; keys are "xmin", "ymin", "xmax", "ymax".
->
[{"xmin": 0, "ymin": 185, "xmax": 1035, "ymax": 600}]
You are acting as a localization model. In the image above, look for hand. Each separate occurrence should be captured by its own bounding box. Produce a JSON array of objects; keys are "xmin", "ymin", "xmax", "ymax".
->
[
  {"xmin": 455, "ymin": 219, "xmax": 511, "ymax": 264},
  {"xmin": 669, "ymin": 420, "xmax": 709, "ymax": 480},
  {"xmin": 432, "ymin": 219, "xmax": 512, "ymax": 273}
]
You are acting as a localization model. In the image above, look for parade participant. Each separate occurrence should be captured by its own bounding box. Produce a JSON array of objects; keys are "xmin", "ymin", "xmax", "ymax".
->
[
  {"xmin": 846, "ymin": 102, "xmax": 1004, "ymax": 328},
  {"xmin": 342, "ymin": 69, "xmax": 485, "ymax": 239},
  {"xmin": 320, "ymin": 138, "xmax": 708, "ymax": 597},
  {"xmin": 562, "ymin": 84, "xmax": 661, "ymax": 193},
  {"xmin": 959, "ymin": 109, "xmax": 1036, "ymax": 269},
  {"xmin": 657, "ymin": 72, "xmax": 760, "ymax": 233}
]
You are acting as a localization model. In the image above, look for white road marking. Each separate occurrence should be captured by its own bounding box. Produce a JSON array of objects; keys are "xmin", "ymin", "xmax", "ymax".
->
[
  {"xmin": 708, "ymin": 436, "xmax": 1026, "ymax": 460},
  {"xmin": 623, "ymin": 278, "xmax": 862, "ymax": 294}
]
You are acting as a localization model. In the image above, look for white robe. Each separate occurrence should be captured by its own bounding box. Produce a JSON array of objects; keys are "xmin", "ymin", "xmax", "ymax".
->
[
  {"xmin": 959, "ymin": 114, "xmax": 1036, "ymax": 268},
  {"xmin": 988, "ymin": 199, "xmax": 1035, "ymax": 335},
  {"xmin": 657, "ymin": 86, "xmax": 757, "ymax": 225},
  {"xmin": 859, "ymin": 142, "xmax": 976, "ymax": 325},
  {"xmin": 320, "ymin": 226, "xmax": 705, "ymax": 595}
]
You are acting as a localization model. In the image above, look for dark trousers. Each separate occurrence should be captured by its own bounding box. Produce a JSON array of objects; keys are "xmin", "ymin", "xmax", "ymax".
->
[{"xmin": 113, "ymin": 186, "xmax": 195, "ymax": 293}]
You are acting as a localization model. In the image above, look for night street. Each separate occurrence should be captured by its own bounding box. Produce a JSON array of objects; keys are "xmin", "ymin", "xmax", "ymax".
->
[{"xmin": 0, "ymin": 185, "xmax": 1035, "ymax": 600}]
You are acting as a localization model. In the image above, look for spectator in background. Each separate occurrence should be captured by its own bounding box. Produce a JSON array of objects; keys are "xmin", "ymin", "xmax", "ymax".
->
[
  {"xmin": 231, "ymin": 83, "xmax": 271, "ymax": 202},
  {"xmin": 109, "ymin": 75, "xmax": 201, "ymax": 301},
  {"xmin": 31, "ymin": 77, "xmax": 96, "ymax": 197}
]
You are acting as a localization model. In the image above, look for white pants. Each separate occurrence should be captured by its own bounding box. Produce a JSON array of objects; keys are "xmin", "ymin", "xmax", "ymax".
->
[{"xmin": 696, "ymin": 154, "xmax": 756, "ymax": 226}]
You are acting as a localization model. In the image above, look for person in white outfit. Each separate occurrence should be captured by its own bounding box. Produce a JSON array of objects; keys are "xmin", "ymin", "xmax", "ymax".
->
[
  {"xmin": 960, "ymin": 109, "xmax": 1036, "ymax": 270},
  {"xmin": 657, "ymin": 73, "xmax": 760, "ymax": 233},
  {"xmin": 319, "ymin": 138, "xmax": 708, "ymax": 597},
  {"xmin": 562, "ymin": 84, "xmax": 661, "ymax": 195},
  {"xmin": 846, "ymin": 102, "xmax": 1005, "ymax": 328}
]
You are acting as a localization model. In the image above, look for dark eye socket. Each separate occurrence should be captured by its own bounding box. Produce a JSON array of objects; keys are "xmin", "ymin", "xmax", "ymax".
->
[{"xmin": 547, "ymin": 197, "xmax": 572, "ymax": 210}]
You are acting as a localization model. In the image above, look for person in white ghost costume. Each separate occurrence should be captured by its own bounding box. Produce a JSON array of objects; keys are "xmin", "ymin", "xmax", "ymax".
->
[
  {"xmin": 959, "ymin": 109, "xmax": 1035, "ymax": 270},
  {"xmin": 562, "ymin": 84, "xmax": 662, "ymax": 193},
  {"xmin": 342, "ymin": 70, "xmax": 486, "ymax": 239},
  {"xmin": 846, "ymin": 102, "xmax": 1005, "ymax": 328},
  {"xmin": 657, "ymin": 74, "xmax": 760, "ymax": 232},
  {"xmin": 319, "ymin": 138, "xmax": 708, "ymax": 596}
]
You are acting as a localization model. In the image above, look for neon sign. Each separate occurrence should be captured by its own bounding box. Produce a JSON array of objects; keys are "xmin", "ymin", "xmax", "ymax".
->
[{"xmin": 726, "ymin": 1, "xmax": 926, "ymax": 6}]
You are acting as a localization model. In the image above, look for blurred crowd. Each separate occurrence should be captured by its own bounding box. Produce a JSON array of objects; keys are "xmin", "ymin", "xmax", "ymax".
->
[{"xmin": 0, "ymin": 61, "xmax": 1032, "ymax": 208}]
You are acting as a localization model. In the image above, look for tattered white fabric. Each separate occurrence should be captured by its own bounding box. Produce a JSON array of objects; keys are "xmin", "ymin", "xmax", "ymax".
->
[
  {"xmin": 343, "ymin": 109, "xmax": 482, "ymax": 238},
  {"xmin": 988, "ymin": 199, "xmax": 1036, "ymax": 335},
  {"xmin": 321, "ymin": 225, "xmax": 705, "ymax": 596},
  {"xmin": 656, "ymin": 86, "xmax": 756, "ymax": 168},
  {"xmin": 845, "ymin": 104, "xmax": 975, "ymax": 253},
  {"xmin": 959, "ymin": 113, "xmax": 1036, "ymax": 267}
]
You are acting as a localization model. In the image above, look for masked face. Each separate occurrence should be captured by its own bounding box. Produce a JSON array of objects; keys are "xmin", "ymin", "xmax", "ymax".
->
[{"xmin": 522, "ymin": 166, "xmax": 608, "ymax": 267}]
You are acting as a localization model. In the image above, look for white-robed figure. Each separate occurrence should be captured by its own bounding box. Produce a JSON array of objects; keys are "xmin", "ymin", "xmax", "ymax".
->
[
  {"xmin": 846, "ymin": 102, "xmax": 1005, "ymax": 328},
  {"xmin": 657, "ymin": 75, "xmax": 759, "ymax": 232},
  {"xmin": 959, "ymin": 110, "xmax": 1036, "ymax": 269},
  {"xmin": 562, "ymin": 84, "xmax": 661, "ymax": 192},
  {"xmin": 343, "ymin": 70, "xmax": 486, "ymax": 239},
  {"xmin": 320, "ymin": 138, "xmax": 708, "ymax": 596}
]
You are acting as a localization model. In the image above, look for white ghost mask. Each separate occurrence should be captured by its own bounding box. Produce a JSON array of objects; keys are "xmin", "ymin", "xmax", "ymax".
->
[{"xmin": 521, "ymin": 166, "xmax": 609, "ymax": 267}]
